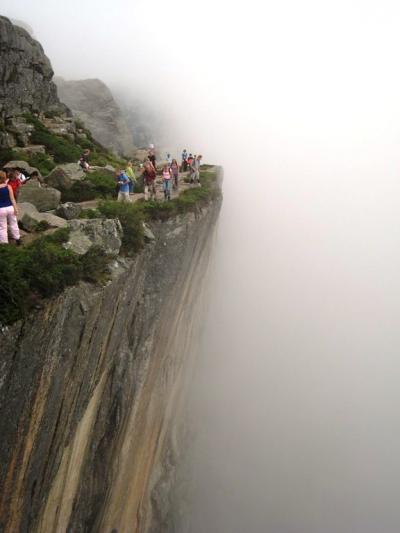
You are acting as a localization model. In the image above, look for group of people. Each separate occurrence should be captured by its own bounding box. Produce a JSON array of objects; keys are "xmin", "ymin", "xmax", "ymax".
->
[{"xmin": 115, "ymin": 148, "xmax": 203, "ymax": 203}]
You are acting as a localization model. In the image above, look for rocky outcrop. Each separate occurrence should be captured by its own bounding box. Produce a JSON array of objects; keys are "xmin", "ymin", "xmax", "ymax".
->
[
  {"xmin": 0, "ymin": 197, "xmax": 221, "ymax": 533},
  {"xmin": 0, "ymin": 16, "xmax": 65, "ymax": 124},
  {"xmin": 55, "ymin": 202, "xmax": 82, "ymax": 220},
  {"xmin": 18, "ymin": 180, "xmax": 61, "ymax": 211},
  {"xmin": 55, "ymin": 77, "xmax": 135, "ymax": 156},
  {"xmin": 65, "ymin": 218, "xmax": 123, "ymax": 255},
  {"xmin": 18, "ymin": 202, "xmax": 68, "ymax": 231}
]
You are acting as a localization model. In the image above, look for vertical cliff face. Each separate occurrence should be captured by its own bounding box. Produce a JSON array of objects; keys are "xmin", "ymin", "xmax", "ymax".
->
[
  {"xmin": 0, "ymin": 16, "xmax": 65, "ymax": 120},
  {"xmin": 54, "ymin": 77, "xmax": 135, "ymax": 156},
  {"xmin": 0, "ymin": 199, "xmax": 220, "ymax": 532}
]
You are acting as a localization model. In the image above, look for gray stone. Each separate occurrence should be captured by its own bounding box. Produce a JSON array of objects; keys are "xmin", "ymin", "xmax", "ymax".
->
[
  {"xmin": 4, "ymin": 160, "xmax": 40, "ymax": 176},
  {"xmin": 18, "ymin": 182, "xmax": 61, "ymax": 211},
  {"xmin": 0, "ymin": 16, "xmax": 67, "ymax": 118},
  {"xmin": 90, "ymin": 165, "xmax": 115, "ymax": 177},
  {"xmin": 44, "ymin": 167, "xmax": 73, "ymax": 190},
  {"xmin": 18, "ymin": 145, "xmax": 46, "ymax": 155},
  {"xmin": 143, "ymin": 222, "xmax": 156, "ymax": 242},
  {"xmin": 55, "ymin": 202, "xmax": 82, "ymax": 220},
  {"xmin": 65, "ymin": 218, "xmax": 122, "ymax": 255},
  {"xmin": 18, "ymin": 202, "xmax": 67, "ymax": 231}
]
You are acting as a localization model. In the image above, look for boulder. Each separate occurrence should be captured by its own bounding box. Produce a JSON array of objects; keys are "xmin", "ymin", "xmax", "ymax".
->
[
  {"xmin": 18, "ymin": 145, "xmax": 46, "ymax": 155},
  {"xmin": 4, "ymin": 160, "xmax": 40, "ymax": 176},
  {"xmin": 45, "ymin": 167, "xmax": 73, "ymax": 190},
  {"xmin": 64, "ymin": 218, "xmax": 122, "ymax": 255},
  {"xmin": 143, "ymin": 222, "xmax": 156, "ymax": 242},
  {"xmin": 91, "ymin": 165, "xmax": 115, "ymax": 177},
  {"xmin": 18, "ymin": 181, "xmax": 61, "ymax": 211},
  {"xmin": 18, "ymin": 202, "xmax": 67, "ymax": 232},
  {"xmin": 55, "ymin": 202, "xmax": 82, "ymax": 220}
]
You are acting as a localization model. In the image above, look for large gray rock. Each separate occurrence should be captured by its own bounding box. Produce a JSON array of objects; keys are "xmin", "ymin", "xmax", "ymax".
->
[
  {"xmin": 18, "ymin": 202, "xmax": 67, "ymax": 231},
  {"xmin": 45, "ymin": 163, "xmax": 85, "ymax": 190},
  {"xmin": 4, "ymin": 160, "xmax": 40, "ymax": 176},
  {"xmin": 54, "ymin": 77, "xmax": 135, "ymax": 156},
  {"xmin": 55, "ymin": 202, "xmax": 82, "ymax": 220},
  {"xmin": 90, "ymin": 165, "xmax": 115, "ymax": 177},
  {"xmin": 18, "ymin": 181, "xmax": 61, "ymax": 211},
  {"xmin": 65, "ymin": 218, "xmax": 122, "ymax": 255},
  {"xmin": 0, "ymin": 16, "xmax": 66, "ymax": 120}
]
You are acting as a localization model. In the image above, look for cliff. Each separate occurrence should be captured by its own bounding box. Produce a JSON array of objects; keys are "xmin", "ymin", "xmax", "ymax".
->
[
  {"xmin": 0, "ymin": 16, "xmax": 65, "ymax": 125},
  {"xmin": 55, "ymin": 77, "xmax": 135, "ymax": 157},
  {"xmin": 0, "ymin": 197, "xmax": 221, "ymax": 532}
]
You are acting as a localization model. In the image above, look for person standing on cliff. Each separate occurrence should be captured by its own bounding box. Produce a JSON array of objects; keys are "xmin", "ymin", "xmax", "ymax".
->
[
  {"xmin": 0, "ymin": 171, "xmax": 21, "ymax": 245},
  {"xmin": 142, "ymin": 162, "xmax": 157, "ymax": 201},
  {"xmin": 117, "ymin": 169, "xmax": 131, "ymax": 202},
  {"xmin": 193, "ymin": 154, "xmax": 202, "ymax": 185},
  {"xmin": 148, "ymin": 147, "xmax": 156, "ymax": 172},
  {"xmin": 181, "ymin": 149, "xmax": 188, "ymax": 171},
  {"xmin": 125, "ymin": 161, "xmax": 137, "ymax": 195},
  {"xmin": 170, "ymin": 158, "xmax": 179, "ymax": 189},
  {"xmin": 162, "ymin": 164, "xmax": 172, "ymax": 200}
]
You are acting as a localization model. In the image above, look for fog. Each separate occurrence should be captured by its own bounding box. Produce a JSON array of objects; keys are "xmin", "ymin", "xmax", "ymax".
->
[{"xmin": 4, "ymin": 0, "xmax": 400, "ymax": 531}]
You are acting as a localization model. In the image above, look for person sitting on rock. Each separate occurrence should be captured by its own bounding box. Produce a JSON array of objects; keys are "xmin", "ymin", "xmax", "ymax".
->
[
  {"xmin": 142, "ymin": 161, "xmax": 157, "ymax": 201},
  {"xmin": 116, "ymin": 168, "xmax": 131, "ymax": 202},
  {"xmin": 0, "ymin": 171, "xmax": 21, "ymax": 245},
  {"xmin": 79, "ymin": 149, "xmax": 91, "ymax": 171},
  {"xmin": 29, "ymin": 170, "xmax": 43, "ymax": 186}
]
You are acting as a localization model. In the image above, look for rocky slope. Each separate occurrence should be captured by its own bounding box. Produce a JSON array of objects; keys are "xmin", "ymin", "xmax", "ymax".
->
[
  {"xmin": 0, "ymin": 16, "xmax": 66, "ymax": 142},
  {"xmin": 0, "ymin": 196, "xmax": 221, "ymax": 532},
  {"xmin": 55, "ymin": 77, "xmax": 135, "ymax": 157}
]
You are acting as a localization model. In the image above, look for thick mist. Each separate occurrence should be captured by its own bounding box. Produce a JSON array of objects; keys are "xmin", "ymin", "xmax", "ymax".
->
[{"xmin": 3, "ymin": 1, "xmax": 400, "ymax": 531}]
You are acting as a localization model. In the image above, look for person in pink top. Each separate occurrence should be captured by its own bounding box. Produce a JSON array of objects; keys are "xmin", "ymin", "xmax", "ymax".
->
[
  {"xmin": 162, "ymin": 165, "xmax": 172, "ymax": 200},
  {"xmin": 0, "ymin": 171, "xmax": 20, "ymax": 245}
]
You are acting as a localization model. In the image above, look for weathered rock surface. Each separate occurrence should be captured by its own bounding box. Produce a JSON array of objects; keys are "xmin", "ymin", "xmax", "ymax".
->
[
  {"xmin": 55, "ymin": 202, "xmax": 82, "ymax": 220},
  {"xmin": 18, "ymin": 202, "xmax": 67, "ymax": 231},
  {"xmin": 0, "ymin": 16, "xmax": 66, "ymax": 121},
  {"xmin": 0, "ymin": 198, "xmax": 221, "ymax": 533},
  {"xmin": 65, "ymin": 218, "xmax": 123, "ymax": 255},
  {"xmin": 18, "ymin": 181, "xmax": 61, "ymax": 211},
  {"xmin": 4, "ymin": 160, "xmax": 40, "ymax": 176},
  {"xmin": 55, "ymin": 77, "xmax": 135, "ymax": 156}
]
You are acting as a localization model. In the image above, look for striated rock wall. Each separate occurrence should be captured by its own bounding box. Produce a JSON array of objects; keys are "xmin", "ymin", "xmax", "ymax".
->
[
  {"xmin": 0, "ymin": 16, "xmax": 65, "ymax": 121},
  {"xmin": 0, "ymin": 198, "xmax": 221, "ymax": 532},
  {"xmin": 55, "ymin": 77, "xmax": 135, "ymax": 157}
]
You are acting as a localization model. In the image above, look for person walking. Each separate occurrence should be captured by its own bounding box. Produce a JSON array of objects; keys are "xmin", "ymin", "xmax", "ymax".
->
[
  {"xmin": 170, "ymin": 159, "xmax": 179, "ymax": 189},
  {"xmin": 142, "ymin": 162, "xmax": 157, "ymax": 201},
  {"xmin": 125, "ymin": 161, "xmax": 137, "ymax": 194},
  {"xmin": 162, "ymin": 165, "xmax": 172, "ymax": 200},
  {"xmin": 148, "ymin": 148, "xmax": 156, "ymax": 172},
  {"xmin": 117, "ymin": 169, "xmax": 131, "ymax": 202},
  {"xmin": 7, "ymin": 170, "xmax": 22, "ymax": 199},
  {"xmin": 0, "ymin": 171, "xmax": 20, "ymax": 245}
]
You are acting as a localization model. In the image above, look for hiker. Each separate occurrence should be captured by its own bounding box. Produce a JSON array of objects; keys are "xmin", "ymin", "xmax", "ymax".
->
[
  {"xmin": 162, "ymin": 165, "xmax": 172, "ymax": 200},
  {"xmin": 125, "ymin": 161, "xmax": 136, "ymax": 194},
  {"xmin": 193, "ymin": 154, "xmax": 202, "ymax": 184},
  {"xmin": 15, "ymin": 168, "xmax": 28, "ymax": 183},
  {"xmin": 79, "ymin": 149, "xmax": 91, "ymax": 171},
  {"xmin": 166, "ymin": 153, "xmax": 172, "ymax": 167},
  {"xmin": 142, "ymin": 161, "xmax": 157, "ymax": 201},
  {"xmin": 7, "ymin": 170, "xmax": 22, "ymax": 199},
  {"xmin": 170, "ymin": 159, "xmax": 179, "ymax": 189},
  {"xmin": 148, "ymin": 148, "xmax": 156, "ymax": 172},
  {"xmin": 0, "ymin": 171, "xmax": 21, "ymax": 245},
  {"xmin": 29, "ymin": 171, "xmax": 43, "ymax": 186},
  {"xmin": 117, "ymin": 168, "xmax": 131, "ymax": 202},
  {"xmin": 181, "ymin": 149, "xmax": 188, "ymax": 171}
]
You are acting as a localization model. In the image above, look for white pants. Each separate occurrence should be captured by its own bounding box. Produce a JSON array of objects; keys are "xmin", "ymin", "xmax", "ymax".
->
[{"xmin": 117, "ymin": 191, "xmax": 131, "ymax": 202}]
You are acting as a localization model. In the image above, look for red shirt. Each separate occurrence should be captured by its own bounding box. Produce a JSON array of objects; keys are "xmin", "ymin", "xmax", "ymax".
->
[{"xmin": 8, "ymin": 178, "xmax": 21, "ymax": 197}]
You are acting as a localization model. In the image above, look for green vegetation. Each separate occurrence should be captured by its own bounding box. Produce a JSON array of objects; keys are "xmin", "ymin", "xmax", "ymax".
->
[
  {"xmin": 97, "ymin": 201, "xmax": 145, "ymax": 255},
  {"xmin": 60, "ymin": 170, "xmax": 116, "ymax": 202},
  {"xmin": 0, "ymin": 228, "xmax": 109, "ymax": 325}
]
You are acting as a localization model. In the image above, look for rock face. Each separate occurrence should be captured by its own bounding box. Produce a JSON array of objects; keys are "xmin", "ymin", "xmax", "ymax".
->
[
  {"xmin": 65, "ymin": 218, "xmax": 123, "ymax": 255},
  {"xmin": 0, "ymin": 16, "xmax": 65, "ymax": 122},
  {"xmin": 18, "ymin": 181, "xmax": 61, "ymax": 211},
  {"xmin": 0, "ymin": 199, "xmax": 221, "ymax": 533},
  {"xmin": 55, "ymin": 77, "xmax": 135, "ymax": 156},
  {"xmin": 55, "ymin": 202, "xmax": 82, "ymax": 220},
  {"xmin": 18, "ymin": 202, "xmax": 68, "ymax": 231}
]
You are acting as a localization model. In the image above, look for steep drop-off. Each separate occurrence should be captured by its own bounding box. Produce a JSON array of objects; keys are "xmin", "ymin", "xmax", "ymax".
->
[{"xmin": 0, "ymin": 198, "xmax": 221, "ymax": 532}]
